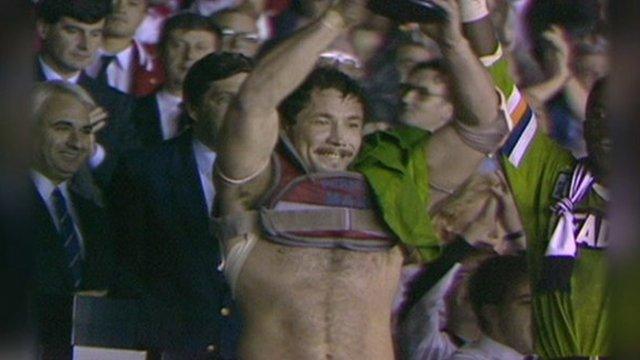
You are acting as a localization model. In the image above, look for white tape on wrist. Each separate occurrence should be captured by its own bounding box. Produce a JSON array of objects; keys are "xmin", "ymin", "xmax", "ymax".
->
[{"xmin": 460, "ymin": 0, "xmax": 490, "ymax": 23}]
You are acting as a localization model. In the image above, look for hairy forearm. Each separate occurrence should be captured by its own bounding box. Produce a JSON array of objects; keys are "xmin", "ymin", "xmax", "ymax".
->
[
  {"xmin": 441, "ymin": 38, "xmax": 499, "ymax": 126},
  {"xmin": 462, "ymin": 15, "xmax": 499, "ymax": 57}
]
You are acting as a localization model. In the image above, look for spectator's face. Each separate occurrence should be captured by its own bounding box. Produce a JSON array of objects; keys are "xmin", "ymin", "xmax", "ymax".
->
[
  {"xmin": 39, "ymin": 17, "xmax": 105, "ymax": 73},
  {"xmin": 33, "ymin": 93, "xmax": 93, "ymax": 183},
  {"xmin": 216, "ymin": 12, "xmax": 262, "ymax": 58},
  {"xmin": 585, "ymin": 89, "xmax": 611, "ymax": 182},
  {"xmin": 399, "ymin": 68, "xmax": 452, "ymax": 131},
  {"xmin": 496, "ymin": 280, "xmax": 533, "ymax": 355},
  {"xmin": 164, "ymin": 29, "xmax": 219, "ymax": 89},
  {"xmin": 189, "ymin": 72, "xmax": 248, "ymax": 144},
  {"xmin": 105, "ymin": 0, "xmax": 147, "ymax": 38},
  {"xmin": 289, "ymin": 88, "xmax": 364, "ymax": 172}
]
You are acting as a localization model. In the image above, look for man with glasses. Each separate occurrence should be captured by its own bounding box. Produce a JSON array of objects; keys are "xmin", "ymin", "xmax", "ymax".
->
[{"xmin": 212, "ymin": 8, "xmax": 264, "ymax": 58}]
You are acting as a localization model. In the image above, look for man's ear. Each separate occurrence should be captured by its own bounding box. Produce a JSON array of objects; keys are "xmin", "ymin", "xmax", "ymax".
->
[
  {"xmin": 186, "ymin": 102, "xmax": 199, "ymax": 123},
  {"xmin": 443, "ymin": 102, "xmax": 454, "ymax": 122},
  {"xmin": 36, "ymin": 20, "xmax": 50, "ymax": 41}
]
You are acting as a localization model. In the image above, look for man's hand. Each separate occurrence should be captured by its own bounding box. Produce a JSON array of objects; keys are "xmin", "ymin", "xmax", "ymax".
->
[
  {"xmin": 542, "ymin": 25, "xmax": 571, "ymax": 82},
  {"xmin": 89, "ymin": 106, "xmax": 108, "ymax": 134},
  {"xmin": 419, "ymin": 0, "xmax": 465, "ymax": 47}
]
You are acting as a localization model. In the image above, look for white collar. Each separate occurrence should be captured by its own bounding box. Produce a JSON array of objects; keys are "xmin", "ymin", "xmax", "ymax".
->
[
  {"xmin": 99, "ymin": 43, "xmax": 134, "ymax": 71},
  {"xmin": 39, "ymin": 56, "xmax": 81, "ymax": 83},
  {"xmin": 101, "ymin": 39, "xmax": 154, "ymax": 71},
  {"xmin": 31, "ymin": 170, "xmax": 69, "ymax": 201},
  {"xmin": 192, "ymin": 138, "xmax": 217, "ymax": 179},
  {"xmin": 474, "ymin": 335, "xmax": 526, "ymax": 359},
  {"xmin": 156, "ymin": 89, "xmax": 182, "ymax": 106}
]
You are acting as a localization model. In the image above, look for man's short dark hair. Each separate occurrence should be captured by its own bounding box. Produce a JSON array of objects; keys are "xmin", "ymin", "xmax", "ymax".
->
[
  {"xmin": 183, "ymin": 52, "xmax": 254, "ymax": 108},
  {"xmin": 279, "ymin": 67, "xmax": 371, "ymax": 127},
  {"xmin": 36, "ymin": 0, "xmax": 111, "ymax": 24},
  {"xmin": 468, "ymin": 255, "xmax": 529, "ymax": 333},
  {"xmin": 159, "ymin": 13, "xmax": 222, "ymax": 57}
]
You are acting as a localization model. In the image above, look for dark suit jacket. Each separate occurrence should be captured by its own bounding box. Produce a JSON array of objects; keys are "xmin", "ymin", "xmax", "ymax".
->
[
  {"xmin": 131, "ymin": 94, "xmax": 163, "ymax": 148},
  {"xmin": 131, "ymin": 93, "xmax": 192, "ymax": 149},
  {"xmin": 35, "ymin": 60, "xmax": 140, "ymax": 189},
  {"xmin": 28, "ymin": 173, "xmax": 117, "ymax": 356},
  {"xmin": 107, "ymin": 132, "xmax": 239, "ymax": 358}
]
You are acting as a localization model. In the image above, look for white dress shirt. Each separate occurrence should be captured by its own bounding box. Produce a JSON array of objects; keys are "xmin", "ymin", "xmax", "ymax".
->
[
  {"xmin": 156, "ymin": 90, "xmax": 183, "ymax": 140},
  {"xmin": 31, "ymin": 170, "xmax": 85, "ymax": 257},
  {"xmin": 39, "ymin": 57, "xmax": 80, "ymax": 83},
  {"xmin": 448, "ymin": 336, "xmax": 526, "ymax": 360},
  {"xmin": 192, "ymin": 139, "xmax": 218, "ymax": 215},
  {"xmin": 87, "ymin": 40, "xmax": 154, "ymax": 94}
]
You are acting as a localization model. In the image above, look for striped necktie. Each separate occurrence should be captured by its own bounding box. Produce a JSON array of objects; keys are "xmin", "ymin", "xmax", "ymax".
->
[{"xmin": 51, "ymin": 187, "xmax": 83, "ymax": 288}]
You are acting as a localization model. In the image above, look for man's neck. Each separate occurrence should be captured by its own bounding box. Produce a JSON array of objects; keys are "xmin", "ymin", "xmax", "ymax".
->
[
  {"xmin": 103, "ymin": 36, "xmax": 133, "ymax": 54},
  {"xmin": 40, "ymin": 53, "xmax": 81, "ymax": 80}
]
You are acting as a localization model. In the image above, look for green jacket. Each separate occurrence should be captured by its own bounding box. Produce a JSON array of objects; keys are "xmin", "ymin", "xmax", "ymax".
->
[{"xmin": 353, "ymin": 126, "xmax": 441, "ymax": 261}]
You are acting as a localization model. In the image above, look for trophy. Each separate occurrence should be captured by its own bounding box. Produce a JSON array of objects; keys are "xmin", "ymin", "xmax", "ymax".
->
[{"xmin": 367, "ymin": 0, "xmax": 446, "ymax": 23}]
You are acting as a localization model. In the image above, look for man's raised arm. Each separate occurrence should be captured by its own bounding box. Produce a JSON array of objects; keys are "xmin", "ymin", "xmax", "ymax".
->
[
  {"xmin": 422, "ymin": 0, "xmax": 499, "ymax": 128},
  {"xmin": 218, "ymin": 1, "xmax": 367, "ymax": 180}
]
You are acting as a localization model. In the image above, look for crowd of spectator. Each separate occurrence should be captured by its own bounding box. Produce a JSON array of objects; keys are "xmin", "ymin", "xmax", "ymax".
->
[{"xmin": 25, "ymin": 0, "xmax": 610, "ymax": 359}]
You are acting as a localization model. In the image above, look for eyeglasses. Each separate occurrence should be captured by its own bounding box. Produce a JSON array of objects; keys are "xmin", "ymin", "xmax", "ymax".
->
[
  {"xmin": 398, "ymin": 83, "xmax": 447, "ymax": 99},
  {"xmin": 220, "ymin": 28, "xmax": 261, "ymax": 43}
]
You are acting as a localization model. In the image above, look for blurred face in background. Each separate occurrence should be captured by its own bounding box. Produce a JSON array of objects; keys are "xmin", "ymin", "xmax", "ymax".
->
[
  {"xmin": 398, "ymin": 67, "xmax": 453, "ymax": 131},
  {"xmin": 105, "ymin": 0, "xmax": 148, "ymax": 39},
  {"xmin": 38, "ymin": 17, "xmax": 106, "ymax": 76},
  {"xmin": 163, "ymin": 29, "xmax": 219, "ymax": 93},
  {"xmin": 214, "ymin": 12, "xmax": 262, "ymax": 58}
]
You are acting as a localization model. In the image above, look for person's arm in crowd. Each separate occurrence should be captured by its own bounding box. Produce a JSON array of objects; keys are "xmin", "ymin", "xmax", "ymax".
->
[
  {"xmin": 524, "ymin": 26, "xmax": 588, "ymax": 121},
  {"xmin": 86, "ymin": 106, "xmax": 109, "ymax": 169},
  {"xmin": 422, "ymin": 0, "xmax": 498, "ymax": 128},
  {"xmin": 419, "ymin": 0, "xmax": 505, "ymax": 207},
  {"xmin": 562, "ymin": 76, "xmax": 589, "ymax": 121},
  {"xmin": 400, "ymin": 262, "xmax": 463, "ymax": 360},
  {"xmin": 217, "ymin": 0, "xmax": 367, "ymax": 180}
]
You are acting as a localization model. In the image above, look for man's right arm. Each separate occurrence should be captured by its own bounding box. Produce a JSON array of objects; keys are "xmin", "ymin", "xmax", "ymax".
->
[{"xmin": 217, "ymin": 1, "xmax": 366, "ymax": 181}]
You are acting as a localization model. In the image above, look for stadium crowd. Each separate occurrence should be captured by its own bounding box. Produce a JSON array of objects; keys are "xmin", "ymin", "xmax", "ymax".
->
[{"xmin": 25, "ymin": 0, "xmax": 610, "ymax": 359}]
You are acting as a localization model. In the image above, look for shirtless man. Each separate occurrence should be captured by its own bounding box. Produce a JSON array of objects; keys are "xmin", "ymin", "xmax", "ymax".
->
[{"xmin": 213, "ymin": 0, "xmax": 503, "ymax": 359}]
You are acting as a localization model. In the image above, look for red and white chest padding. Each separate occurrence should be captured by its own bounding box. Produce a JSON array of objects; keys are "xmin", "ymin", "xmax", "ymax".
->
[{"xmin": 259, "ymin": 154, "xmax": 398, "ymax": 251}]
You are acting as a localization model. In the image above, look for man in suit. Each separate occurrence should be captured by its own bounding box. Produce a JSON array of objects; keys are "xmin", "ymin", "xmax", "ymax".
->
[
  {"xmin": 131, "ymin": 13, "xmax": 221, "ymax": 148},
  {"xmin": 29, "ymin": 81, "xmax": 117, "ymax": 359},
  {"xmin": 35, "ymin": 0, "xmax": 139, "ymax": 188},
  {"xmin": 107, "ymin": 53, "xmax": 252, "ymax": 359},
  {"xmin": 86, "ymin": 0, "xmax": 165, "ymax": 97}
]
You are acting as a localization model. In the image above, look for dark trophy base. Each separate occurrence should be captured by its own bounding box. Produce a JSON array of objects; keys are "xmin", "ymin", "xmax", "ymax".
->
[{"xmin": 368, "ymin": 0, "xmax": 446, "ymax": 23}]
